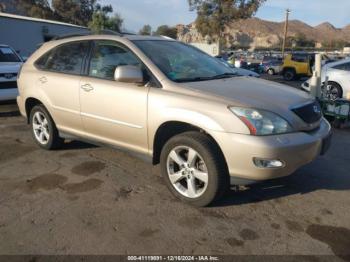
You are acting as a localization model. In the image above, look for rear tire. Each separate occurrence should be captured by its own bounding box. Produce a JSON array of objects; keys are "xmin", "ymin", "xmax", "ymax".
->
[
  {"xmin": 283, "ymin": 69, "xmax": 296, "ymax": 81},
  {"xmin": 30, "ymin": 105, "xmax": 64, "ymax": 150},
  {"xmin": 160, "ymin": 131, "xmax": 229, "ymax": 207}
]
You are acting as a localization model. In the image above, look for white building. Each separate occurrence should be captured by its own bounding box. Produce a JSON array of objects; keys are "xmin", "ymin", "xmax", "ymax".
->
[
  {"xmin": 0, "ymin": 12, "xmax": 89, "ymax": 57},
  {"xmin": 190, "ymin": 42, "xmax": 221, "ymax": 57}
]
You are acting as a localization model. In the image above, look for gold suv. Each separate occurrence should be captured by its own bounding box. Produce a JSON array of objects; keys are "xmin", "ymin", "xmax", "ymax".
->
[{"xmin": 17, "ymin": 34, "xmax": 332, "ymax": 206}]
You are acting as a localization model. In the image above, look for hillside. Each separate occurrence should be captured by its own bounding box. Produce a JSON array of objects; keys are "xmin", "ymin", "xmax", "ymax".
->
[{"xmin": 177, "ymin": 17, "xmax": 350, "ymax": 49}]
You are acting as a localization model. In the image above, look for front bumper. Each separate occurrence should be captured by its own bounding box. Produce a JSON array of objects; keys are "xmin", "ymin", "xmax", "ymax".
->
[
  {"xmin": 16, "ymin": 95, "xmax": 26, "ymax": 117},
  {"xmin": 211, "ymin": 118, "xmax": 332, "ymax": 185},
  {"xmin": 0, "ymin": 88, "xmax": 18, "ymax": 102}
]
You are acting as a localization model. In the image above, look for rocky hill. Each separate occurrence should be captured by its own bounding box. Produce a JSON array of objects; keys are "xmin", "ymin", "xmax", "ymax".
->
[{"xmin": 177, "ymin": 17, "xmax": 350, "ymax": 49}]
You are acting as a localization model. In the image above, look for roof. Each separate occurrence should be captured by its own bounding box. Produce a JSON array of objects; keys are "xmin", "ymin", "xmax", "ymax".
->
[
  {"xmin": 124, "ymin": 35, "xmax": 174, "ymax": 41},
  {"xmin": 48, "ymin": 33, "xmax": 173, "ymax": 43},
  {"xmin": 0, "ymin": 12, "xmax": 86, "ymax": 29}
]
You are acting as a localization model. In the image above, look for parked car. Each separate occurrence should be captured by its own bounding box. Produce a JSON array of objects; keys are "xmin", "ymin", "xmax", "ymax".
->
[
  {"xmin": 17, "ymin": 34, "xmax": 331, "ymax": 206},
  {"xmin": 0, "ymin": 45, "xmax": 23, "ymax": 101},
  {"xmin": 245, "ymin": 62, "xmax": 264, "ymax": 74},
  {"xmin": 231, "ymin": 66, "xmax": 260, "ymax": 78},
  {"xmin": 217, "ymin": 57, "xmax": 260, "ymax": 77},
  {"xmin": 262, "ymin": 58, "xmax": 283, "ymax": 75},
  {"xmin": 282, "ymin": 53, "xmax": 314, "ymax": 81},
  {"xmin": 301, "ymin": 58, "xmax": 350, "ymax": 100}
]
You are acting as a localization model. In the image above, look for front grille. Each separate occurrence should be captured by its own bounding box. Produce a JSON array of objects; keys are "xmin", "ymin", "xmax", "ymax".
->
[
  {"xmin": 0, "ymin": 81, "xmax": 18, "ymax": 90},
  {"xmin": 292, "ymin": 101, "xmax": 322, "ymax": 124},
  {"xmin": 0, "ymin": 73, "xmax": 17, "ymax": 78}
]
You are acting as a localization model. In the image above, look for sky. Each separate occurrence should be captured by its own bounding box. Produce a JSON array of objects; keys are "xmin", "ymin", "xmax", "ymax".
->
[{"xmin": 99, "ymin": 0, "xmax": 350, "ymax": 32}]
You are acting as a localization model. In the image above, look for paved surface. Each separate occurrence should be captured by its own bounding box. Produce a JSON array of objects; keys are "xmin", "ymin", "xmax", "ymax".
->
[{"xmin": 0, "ymin": 78, "xmax": 350, "ymax": 258}]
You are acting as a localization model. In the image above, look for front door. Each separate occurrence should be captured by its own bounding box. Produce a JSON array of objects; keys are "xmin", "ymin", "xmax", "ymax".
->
[{"xmin": 79, "ymin": 40, "xmax": 149, "ymax": 154}]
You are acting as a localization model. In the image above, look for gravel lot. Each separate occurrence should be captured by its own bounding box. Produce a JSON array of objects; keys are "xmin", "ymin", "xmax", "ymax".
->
[{"xmin": 0, "ymin": 77, "xmax": 350, "ymax": 259}]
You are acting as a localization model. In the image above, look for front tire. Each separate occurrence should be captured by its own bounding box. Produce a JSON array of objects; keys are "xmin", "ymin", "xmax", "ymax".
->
[
  {"xmin": 30, "ymin": 105, "xmax": 64, "ymax": 150},
  {"xmin": 160, "ymin": 131, "xmax": 229, "ymax": 207}
]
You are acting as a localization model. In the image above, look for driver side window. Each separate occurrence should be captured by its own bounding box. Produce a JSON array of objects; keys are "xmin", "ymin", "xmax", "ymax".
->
[{"xmin": 89, "ymin": 41, "xmax": 141, "ymax": 80}]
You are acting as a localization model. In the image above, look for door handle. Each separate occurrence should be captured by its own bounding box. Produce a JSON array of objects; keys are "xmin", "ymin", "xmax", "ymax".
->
[
  {"xmin": 39, "ymin": 76, "xmax": 47, "ymax": 83},
  {"xmin": 81, "ymin": 83, "xmax": 94, "ymax": 92}
]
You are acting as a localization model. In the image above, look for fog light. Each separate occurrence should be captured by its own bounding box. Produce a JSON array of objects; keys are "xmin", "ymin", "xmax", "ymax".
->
[{"xmin": 253, "ymin": 158, "xmax": 284, "ymax": 168}]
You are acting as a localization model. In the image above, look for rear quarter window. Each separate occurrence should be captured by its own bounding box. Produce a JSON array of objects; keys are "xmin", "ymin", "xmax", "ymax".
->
[{"xmin": 35, "ymin": 41, "xmax": 90, "ymax": 75}]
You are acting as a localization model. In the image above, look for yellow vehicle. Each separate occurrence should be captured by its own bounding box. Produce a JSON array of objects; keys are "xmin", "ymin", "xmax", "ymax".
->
[{"xmin": 282, "ymin": 53, "xmax": 314, "ymax": 81}]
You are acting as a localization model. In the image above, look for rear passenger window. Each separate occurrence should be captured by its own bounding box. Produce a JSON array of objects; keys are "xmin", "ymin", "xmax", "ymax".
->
[
  {"xmin": 35, "ymin": 41, "xmax": 89, "ymax": 75},
  {"xmin": 88, "ymin": 40, "xmax": 141, "ymax": 80}
]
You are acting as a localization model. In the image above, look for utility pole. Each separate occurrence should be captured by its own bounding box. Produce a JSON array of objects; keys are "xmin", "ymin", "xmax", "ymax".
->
[{"xmin": 281, "ymin": 9, "xmax": 291, "ymax": 58}]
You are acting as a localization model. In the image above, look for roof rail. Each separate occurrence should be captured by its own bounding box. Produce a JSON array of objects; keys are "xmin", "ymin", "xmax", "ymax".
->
[
  {"xmin": 52, "ymin": 33, "xmax": 90, "ymax": 40},
  {"xmin": 99, "ymin": 29, "xmax": 123, "ymax": 36},
  {"xmin": 52, "ymin": 29, "xmax": 123, "ymax": 41},
  {"xmin": 121, "ymin": 31, "xmax": 136, "ymax": 35}
]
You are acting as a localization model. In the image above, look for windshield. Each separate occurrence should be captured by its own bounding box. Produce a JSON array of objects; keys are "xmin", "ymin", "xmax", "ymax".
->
[
  {"xmin": 0, "ymin": 47, "xmax": 21, "ymax": 62},
  {"xmin": 133, "ymin": 40, "xmax": 235, "ymax": 82}
]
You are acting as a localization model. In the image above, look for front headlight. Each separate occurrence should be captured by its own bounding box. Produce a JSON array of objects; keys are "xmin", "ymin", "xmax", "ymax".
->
[{"xmin": 229, "ymin": 107, "xmax": 293, "ymax": 135}]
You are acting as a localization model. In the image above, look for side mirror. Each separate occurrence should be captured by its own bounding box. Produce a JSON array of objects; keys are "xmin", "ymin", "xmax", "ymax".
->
[{"xmin": 114, "ymin": 65, "xmax": 144, "ymax": 84}]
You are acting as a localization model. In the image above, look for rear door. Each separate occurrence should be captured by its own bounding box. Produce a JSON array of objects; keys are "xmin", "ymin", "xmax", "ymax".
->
[
  {"xmin": 291, "ymin": 54, "xmax": 309, "ymax": 75},
  {"xmin": 79, "ymin": 40, "xmax": 149, "ymax": 154},
  {"xmin": 35, "ymin": 41, "xmax": 90, "ymax": 133}
]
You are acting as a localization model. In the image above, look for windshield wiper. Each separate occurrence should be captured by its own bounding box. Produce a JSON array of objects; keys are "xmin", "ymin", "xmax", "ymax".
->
[
  {"xmin": 174, "ymin": 76, "xmax": 213, "ymax": 83},
  {"xmin": 211, "ymin": 72, "xmax": 238, "ymax": 79},
  {"xmin": 174, "ymin": 73, "xmax": 238, "ymax": 83}
]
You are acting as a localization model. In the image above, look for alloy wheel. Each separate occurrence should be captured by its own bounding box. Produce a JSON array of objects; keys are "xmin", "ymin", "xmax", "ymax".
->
[
  {"xmin": 327, "ymin": 84, "xmax": 341, "ymax": 100},
  {"xmin": 166, "ymin": 146, "xmax": 209, "ymax": 198},
  {"xmin": 32, "ymin": 112, "xmax": 50, "ymax": 145}
]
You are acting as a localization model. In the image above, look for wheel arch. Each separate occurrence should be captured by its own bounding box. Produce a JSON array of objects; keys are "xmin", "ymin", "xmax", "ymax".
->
[
  {"xmin": 25, "ymin": 97, "xmax": 48, "ymax": 124},
  {"xmin": 152, "ymin": 121, "xmax": 226, "ymax": 167},
  {"xmin": 282, "ymin": 66, "xmax": 296, "ymax": 74}
]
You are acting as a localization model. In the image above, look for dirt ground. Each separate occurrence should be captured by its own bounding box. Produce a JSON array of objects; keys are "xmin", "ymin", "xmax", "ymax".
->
[{"xmin": 0, "ymin": 78, "xmax": 350, "ymax": 258}]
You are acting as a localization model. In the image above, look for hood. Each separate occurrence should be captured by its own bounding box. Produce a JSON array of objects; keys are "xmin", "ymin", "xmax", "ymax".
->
[
  {"xmin": 183, "ymin": 77, "xmax": 312, "ymax": 109},
  {"xmin": 0, "ymin": 62, "xmax": 23, "ymax": 73},
  {"xmin": 180, "ymin": 76, "xmax": 317, "ymax": 130}
]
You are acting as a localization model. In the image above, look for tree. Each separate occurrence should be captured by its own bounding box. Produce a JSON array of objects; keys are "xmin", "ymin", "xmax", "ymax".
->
[
  {"xmin": 16, "ymin": 0, "xmax": 57, "ymax": 20},
  {"xmin": 9, "ymin": 0, "xmax": 117, "ymax": 27},
  {"xmin": 139, "ymin": 24, "xmax": 152, "ymax": 35},
  {"xmin": 88, "ymin": 5, "xmax": 123, "ymax": 33},
  {"xmin": 287, "ymin": 33, "xmax": 315, "ymax": 48},
  {"xmin": 104, "ymin": 13, "xmax": 123, "ymax": 32},
  {"xmin": 52, "ymin": 0, "xmax": 109, "ymax": 26},
  {"xmin": 322, "ymin": 39, "xmax": 349, "ymax": 50},
  {"xmin": 154, "ymin": 25, "xmax": 177, "ymax": 39},
  {"xmin": 188, "ymin": 0, "xmax": 266, "ymax": 40}
]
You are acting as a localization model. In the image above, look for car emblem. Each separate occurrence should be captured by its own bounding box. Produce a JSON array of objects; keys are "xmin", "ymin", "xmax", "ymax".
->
[
  {"xmin": 313, "ymin": 105, "xmax": 321, "ymax": 114},
  {"xmin": 4, "ymin": 73, "xmax": 14, "ymax": 79}
]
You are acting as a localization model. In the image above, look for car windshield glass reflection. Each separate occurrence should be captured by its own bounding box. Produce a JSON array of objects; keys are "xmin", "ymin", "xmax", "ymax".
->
[{"xmin": 133, "ymin": 40, "xmax": 236, "ymax": 82}]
